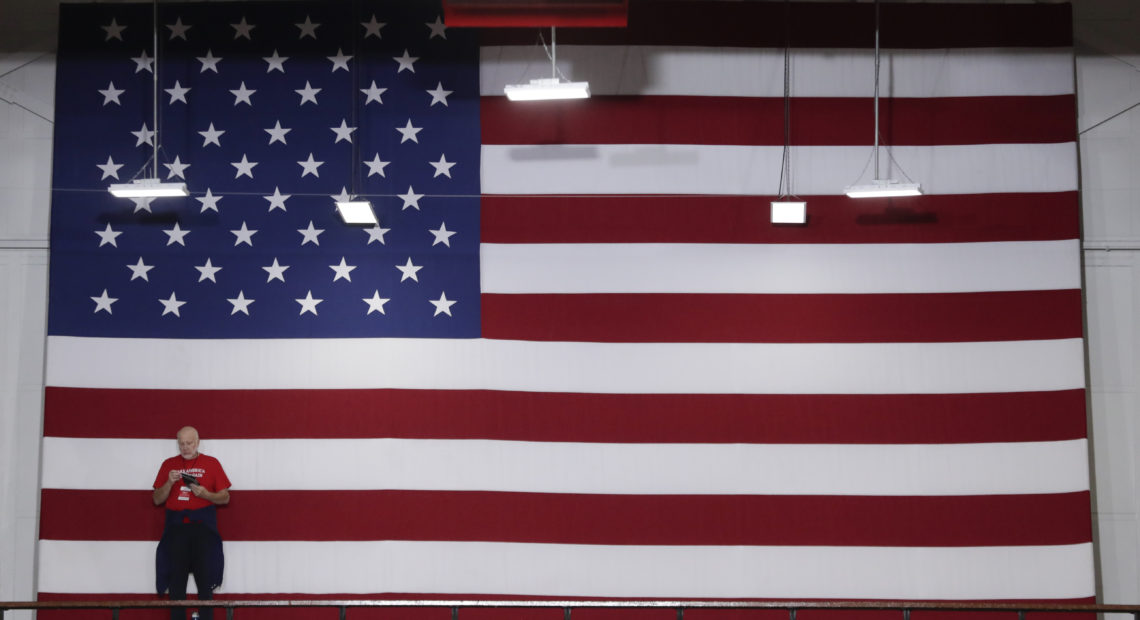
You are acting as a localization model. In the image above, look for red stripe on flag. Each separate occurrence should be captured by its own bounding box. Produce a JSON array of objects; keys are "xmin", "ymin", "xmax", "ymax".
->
[
  {"xmin": 43, "ymin": 388, "xmax": 1087, "ymax": 444},
  {"xmin": 480, "ymin": 96, "xmax": 1076, "ymax": 147},
  {"xmin": 40, "ymin": 489, "xmax": 1091, "ymax": 547},
  {"xmin": 480, "ymin": 193, "xmax": 1079, "ymax": 245},
  {"xmin": 482, "ymin": 291, "xmax": 1082, "ymax": 344}
]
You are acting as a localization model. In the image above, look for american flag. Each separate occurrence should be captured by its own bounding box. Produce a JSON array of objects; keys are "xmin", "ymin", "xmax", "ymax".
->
[{"xmin": 40, "ymin": 0, "xmax": 1091, "ymax": 616}]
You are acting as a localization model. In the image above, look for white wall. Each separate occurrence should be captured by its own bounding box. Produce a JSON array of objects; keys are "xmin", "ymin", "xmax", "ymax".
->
[
  {"xmin": 1, "ymin": 0, "xmax": 1138, "ymax": 612},
  {"xmin": 1076, "ymin": 0, "xmax": 1140, "ymax": 610}
]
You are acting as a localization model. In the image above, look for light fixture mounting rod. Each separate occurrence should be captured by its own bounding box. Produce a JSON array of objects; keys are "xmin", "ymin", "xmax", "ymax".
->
[
  {"xmin": 551, "ymin": 26, "xmax": 557, "ymax": 79},
  {"xmin": 872, "ymin": 0, "xmax": 881, "ymax": 181}
]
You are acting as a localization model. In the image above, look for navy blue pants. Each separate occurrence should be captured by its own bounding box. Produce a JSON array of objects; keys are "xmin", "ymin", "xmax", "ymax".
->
[{"xmin": 166, "ymin": 522, "xmax": 215, "ymax": 620}]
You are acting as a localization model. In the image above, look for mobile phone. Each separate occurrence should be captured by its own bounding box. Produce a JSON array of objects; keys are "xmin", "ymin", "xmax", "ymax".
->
[{"xmin": 180, "ymin": 473, "xmax": 198, "ymax": 486}]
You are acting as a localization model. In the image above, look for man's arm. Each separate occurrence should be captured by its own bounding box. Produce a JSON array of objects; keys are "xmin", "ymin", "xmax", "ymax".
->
[
  {"xmin": 153, "ymin": 470, "xmax": 180, "ymax": 505},
  {"xmin": 191, "ymin": 485, "xmax": 230, "ymax": 505}
]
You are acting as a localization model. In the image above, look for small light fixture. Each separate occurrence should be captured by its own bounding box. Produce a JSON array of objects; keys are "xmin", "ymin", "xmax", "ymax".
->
[
  {"xmin": 336, "ymin": 200, "xmax": 378, "ymax": 225},
  {"xmin": 505, "ymin": 26, "xmax": 590, "ymax": 102},
  {"xmin": 506, "ymin": 78, "xmax": 590, "ymax": 101},
  {"xmin": 770, "ymin": 201, "xmax": 807, "ymax": 224},
  {"xmin": 109, "ymin": 179, "xmax": 189, "ymax": 197},
  {"xmin": 845, "ymin": 180, "xmax": 922, "ymax": 199},
  {"xmin": 846, "ymin": 0, "xmax": 922, "ymax": 200}
]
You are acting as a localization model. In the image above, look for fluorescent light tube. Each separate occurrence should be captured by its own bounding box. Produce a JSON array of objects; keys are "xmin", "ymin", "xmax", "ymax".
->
[
  {"xmin": 845, "ymin": 180, "xmax": 923, "ymax": 199},
  {"xmin": 336, "ymin": 200, "xmax": 378, "ymax": 225},
  {"xmin": 504, "ymin": 78, "xmax": 590, "ymax": 101},
  {"xmin": 108, "ymin": 179, "xmax": 189, "ymax": 198},
  {"xmin": 771, "ymin": 201, "xmax": 807, "ymax": 224}
]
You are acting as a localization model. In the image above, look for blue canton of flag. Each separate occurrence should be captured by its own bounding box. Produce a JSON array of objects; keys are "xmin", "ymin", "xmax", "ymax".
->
[{"xmin": 49, "ymin": 0, "xmax": 481, "ymax": 339}]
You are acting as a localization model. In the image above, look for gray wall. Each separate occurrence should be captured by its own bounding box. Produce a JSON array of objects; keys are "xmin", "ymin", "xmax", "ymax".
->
[{"xmin": 1, "ymin": 0, "xmax": 1138, "ymax": 611}]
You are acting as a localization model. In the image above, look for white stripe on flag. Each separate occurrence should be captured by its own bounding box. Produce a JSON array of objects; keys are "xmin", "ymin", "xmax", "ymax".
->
[
  {"xmin": 38, "ymin": 539, "xmax": 1095, "ymax": 599},
  {"xmin": 479, "ymin": 47, "xmax": 1075, "ymax": 98},
  {"xmin": 44, "ymin": 337, "xmax": 1086, "ymax": 394},
  {"xmin": 480, "ymin": 143, "xmax": 1078, "ymax": 196},
  {"xmin": 481, "ymin": 240, "xmax": 1081, "ymax": 294},
  {"xmin": 40, "ymin": 437, "xmax": 1090, "ymax": 495}
]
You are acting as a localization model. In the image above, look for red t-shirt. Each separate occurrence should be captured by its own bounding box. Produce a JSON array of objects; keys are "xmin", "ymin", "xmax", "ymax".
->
[{"xmin": 153, "ymin": 453, "xmax": 231, "ymax": 511}]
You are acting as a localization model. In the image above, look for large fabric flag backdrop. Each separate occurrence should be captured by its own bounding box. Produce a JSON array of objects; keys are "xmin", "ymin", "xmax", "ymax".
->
[{"xmin": 40, "ymin": 0, "xmax": 1090, "ymax": 617}]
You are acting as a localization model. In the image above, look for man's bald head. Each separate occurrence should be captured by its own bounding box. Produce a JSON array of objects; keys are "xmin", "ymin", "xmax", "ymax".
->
[{"xmin": 177, "ymin": 426, "xmax": 200, "ymax": 459}]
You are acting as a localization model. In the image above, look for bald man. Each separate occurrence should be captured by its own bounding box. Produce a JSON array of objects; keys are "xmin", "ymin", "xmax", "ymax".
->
[{"xmin": 153, "ymin": 427, "xmax": 231, "ymax": 620}]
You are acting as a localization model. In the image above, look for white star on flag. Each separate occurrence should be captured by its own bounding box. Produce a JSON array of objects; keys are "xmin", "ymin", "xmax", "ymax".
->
[
  {"xmin": 364, "ymin": 154, "xmax": 390, "ymax": 177},
  {"xmin": 231, "ymin": 17, "xmax": 255, "ymax": 40},
  {"xmin": 167, "ymin": 18, "xmax": 192, "ymax": 40},
  {"xmin": 426, "ymin": 82, "xmax": 453, "ymax": 106},
  {"xmin": 126, "ymin": 257, "xmax": 154, "ymax": 281},
  {"xmin": 165, "ymin": 80, "xmax": 190, "ymax": 103},
  {"xmin": 98, "ymin": 82, "xmax": 124, "ymax": 105},
  {"xmin": 429, "ymin": 222, "xmax": 457, "ymax": 247},
  {"xmin": 298, "ymin": 153, "xmax": 324, "ymax": 177},
  {"xmin": 95, "ymin": 224, "xmax": 122, "ymax": 248},
  {"xmin": 197, "ymin": 49, "xmax": 221, "ymax": 73},
  {"xmin": 363, "ymin": 291, "xmax": 390, "ymax": 315},
  {"xmin": 361, "ymin": 81, "xmax": 387, "ymax": 104},
  {"xmin": 364, "ymin": 224, "xmax": 390, "ymax": 245},
  {"xmin": 262, "ymin": 258, "xmax": 289, "ymax": 283},
  {"xmin": 398, "ymin": 186, "xmax": 424, "ymax": 210},
  {"xmin": 264, "ymin": 187, "xmax": 290, "ymax": 212},
  {"xmin": 101, "ymin": 18, "xmax": 126, "ymax": 41},
  {"xmin": 163, "ymin": 155, "xmax": 190, "ymax": 179},
  {"xmin": 231, "ymin": 222, "xmax": 257, "ymax": 246},
  {"xmin": 163, "ymin": 222, "xmax": 190, "ymax": 246},
  {"xmin": 362, "ymin": 15, "xmax": 385, "ymax": 39},
  {"xmin": 296, "ymin": 291, "xmax": 322, "ymax": 316},
  {"xmin": 330, "ymin": 258, "xmax": 357, "ymax": 282},
  {"xmin": 328, "ymin": 48, "xmax": 353, "ymax": 72},
  {"xmin": 198, "ymin": 123, "xmax": 225, "ymax": 147},
  {"xmin": 159, "ymin": 292, "xmax": 186, "ymax": 317},
  {"xmin": 97, "ymin": 156, "xmax": 122, "ymax": 180},
  {"xmin": 227, "ymin": 291, "xmax": 255, "ymax": 316},
  {"xmin": 158, "ymin": 292, "xmax": 186, "ymax": 316},
  {"xmin": 132, "ymin": 50, "xmax": 154, "ymax": 73},
  {"xmin": 230, "ymin": 82, "xmax": 256, "ymax": 106},
  {"xmin": 298, "ymin": 221, "xmax": 324, "ymax": 246},
  {"xmin": 331, "ymin": 120, "xmax": 357, "ymax": 143},
  {"xmin": 195, "ymin": 258, "xmax": 222, "ymax": 283},
  {"xmin": 393, "ymin": 49, "xmax": 418, "ymax": 73},
  {"xmin": 296, "ymin": 81, "xmax": 321, "ymax": 105},
  {"xmin": 430, "ymin": 291, "xmax": 457, "ymax": 316},
  {"xmin": 131, "ymin": 123, "xmax": 154, "ymax": 147},
  {"xmin": 426, "ymin": 16, "xmax": 448, "ymax": 40},
  {"xmin": 296, "ymin": 16, "xmax": 320, "ymax": 39},
  {"xmin": 396, "ymin": 257, "xmax": 423, "ymax": 282},
  {"xmin": 265, "ymin": 121, "xmax": 291, "ymax": 145},
  {"xmin": 196, "ymin": 189, "xmax": 222, "ymax": 212},
  {"xmin": 91, "ymin": 289, "xmax": 117, "ymax": 314},
  {"xmin": 130, "ymin": 197, "xmax": 155, "ymax": 213},
  {"xmin": 430, "ymin": 154, "xmax": 456, "ymax": 178},
  {"xmin": 396, "ymin": 119, "xmax": 422, "ymax": 143},
  {"xmin": 264, "ymin": 50, "xmax": 288, "ymax": 73},
  {"xmin": 231, "ymin": 154, "xmax": 257, "ymax": 178}
]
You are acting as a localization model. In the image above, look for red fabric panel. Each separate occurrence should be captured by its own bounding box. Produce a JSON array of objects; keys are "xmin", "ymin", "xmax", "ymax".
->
[
  {"xmin": 43, "ymin": 388, "xmax": 1088, "ymax": 444},
  {"xmin": 41, "ymin": 489, "xmax": 1092, "ymax": 547},
  {"xmin": 480, "ymin": 97, "xmax": 1077, "ymax": 147},
  {"xmin": 479, "ymin": 193, "xmax": 1080, "ymax": 245}
]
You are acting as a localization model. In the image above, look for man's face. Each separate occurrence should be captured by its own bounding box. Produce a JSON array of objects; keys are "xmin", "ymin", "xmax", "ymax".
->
[{"xmin": 178, "ymin": 432, "xmax": 199, "ymax": 459}]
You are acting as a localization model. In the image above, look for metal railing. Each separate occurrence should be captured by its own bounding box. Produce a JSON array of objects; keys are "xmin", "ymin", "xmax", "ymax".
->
[{"xmin": 2, "ymin": 600, "xmax": 1139, "ymax": 620}]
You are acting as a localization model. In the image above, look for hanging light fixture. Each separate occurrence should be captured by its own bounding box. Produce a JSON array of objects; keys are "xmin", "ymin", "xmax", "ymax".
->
[
  {"xmin": 504, "ymin": 26, "xmax": 590, "ymax": 101},
  {"xmin": 108, "ymin": 0, "xmax": 187, "ymax": 198},
  {"xmin": 334, "ymin": 8, "xmax": 378, "ymax": 226},
  {"xmin": 845, "ymin": 0, "xmax": 921, "ymax": 199},
  {"xmin": 771, "ymin": 0, "xmax": 805, "ymax": 225}
]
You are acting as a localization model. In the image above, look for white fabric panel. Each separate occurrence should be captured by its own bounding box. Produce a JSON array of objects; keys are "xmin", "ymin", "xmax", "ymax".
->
[
  {"xmin": 481, "ymin": 240, "xmax": 1081, "ymax": 294},
  {"xmin": 40, "ymin": 437, "xmax": 1090, "ymax": 495},
  {"xmin": 480, "ymin": 143, "xmax": 1078, "ymax": 196},
  {"xmin": 480, "ymin": 47, "xmax": 1075, "ymax": 98},
  {"xmin": 44, "ymin": 336, "xmax": 1086, "ymax": 394},
  {"xmin": 38, "ymin": 539, "xmax": 1095, "ymax": 599}
]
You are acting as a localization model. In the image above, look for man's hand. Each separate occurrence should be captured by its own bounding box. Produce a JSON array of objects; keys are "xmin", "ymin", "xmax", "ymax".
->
[
  {"xmin": 190, "ymin": 483, "xmax": 205, "ymax": 497},
  {"xmin": 168, "ymin": 470, "xmax": 182, "ymax": 484}
]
